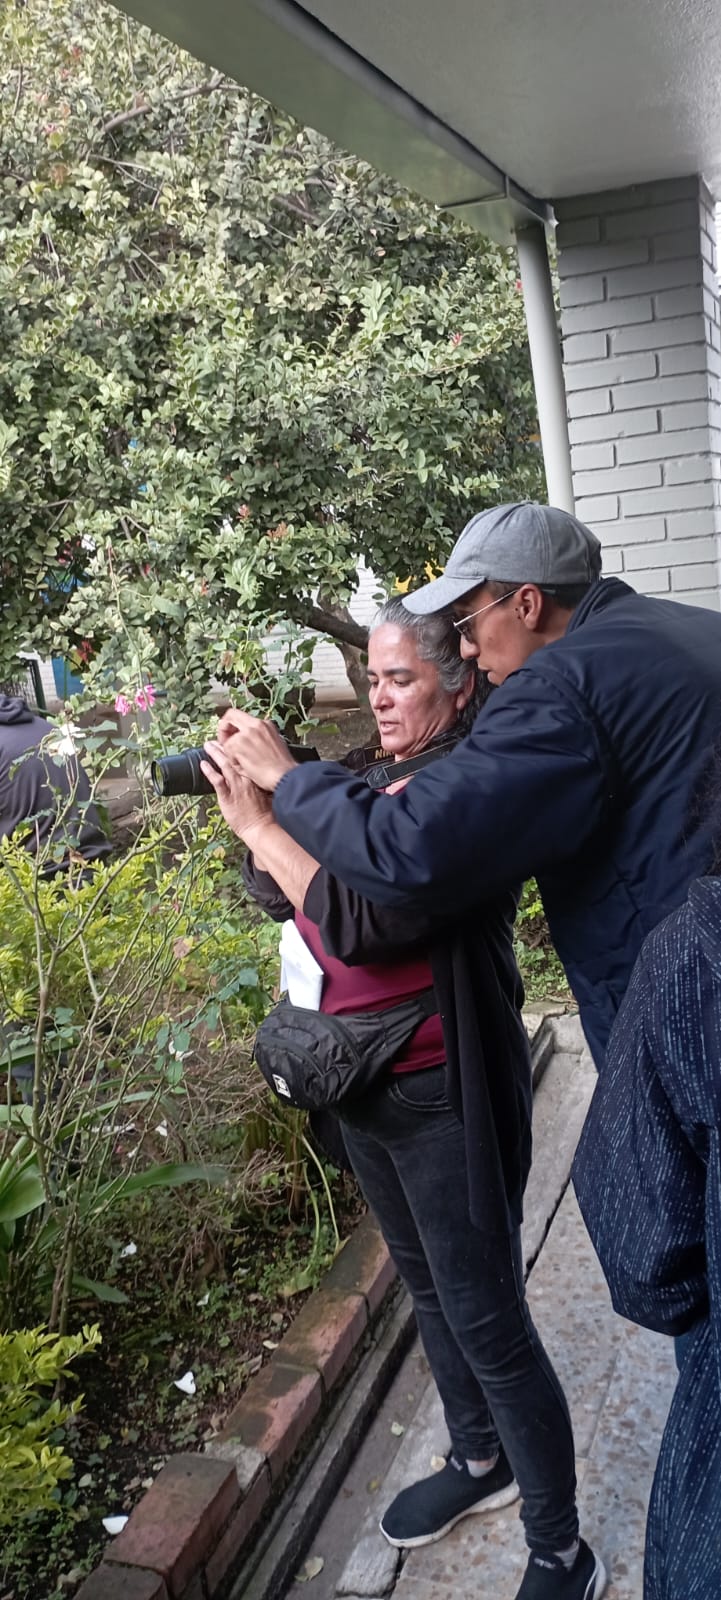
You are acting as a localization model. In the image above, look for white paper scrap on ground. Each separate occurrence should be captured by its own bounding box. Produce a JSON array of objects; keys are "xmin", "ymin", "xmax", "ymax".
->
[
  {"xmin": 102, "ymin": 1515, "xmax": 129, "ymax": 1535},
  {"xmin": 279, "ymin": 920, "xmax": 324, "ymax": 1009}
]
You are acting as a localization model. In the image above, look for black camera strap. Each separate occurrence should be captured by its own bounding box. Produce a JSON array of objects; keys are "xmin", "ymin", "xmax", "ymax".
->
[
  {"xmin": 282, "ymin": 730, "xmax": 459, "ymax": 790},
  {"xmin": 359, "ymin": 732, "xmax": 460, "ymax": 790}
]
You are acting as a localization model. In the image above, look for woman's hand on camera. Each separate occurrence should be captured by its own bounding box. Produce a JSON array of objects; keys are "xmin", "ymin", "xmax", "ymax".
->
[
  {"xmin": 201, "ymin": 740, "xmax": 274, "ymax": 845},
  {"xmin": 215, "ymin": 710, "xmax": 296, "ymax": 792}
]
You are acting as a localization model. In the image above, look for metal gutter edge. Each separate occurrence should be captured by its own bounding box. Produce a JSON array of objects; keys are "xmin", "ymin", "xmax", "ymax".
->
[
  {"xmin": 256, "ymin": 0, "xmax": 552, "ymax": 242},
  {"xmin": 121, "ymin": 0, "xmax": 551, "ymax": 244}
]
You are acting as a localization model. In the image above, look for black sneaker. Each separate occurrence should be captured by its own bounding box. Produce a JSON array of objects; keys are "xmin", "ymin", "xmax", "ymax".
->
[
  {"xmin": 379, "ymin": 1449, "xmax": 519, "ymax": 1548},
  {"xmin": 515, "ymin": 1539, "xmax": 607, "ymax": 1600}
]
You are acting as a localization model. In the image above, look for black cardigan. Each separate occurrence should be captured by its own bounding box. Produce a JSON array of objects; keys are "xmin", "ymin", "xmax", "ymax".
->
[{"xmin": 243, "ymin": 853, "xmax": 532, "ymax": 1234}]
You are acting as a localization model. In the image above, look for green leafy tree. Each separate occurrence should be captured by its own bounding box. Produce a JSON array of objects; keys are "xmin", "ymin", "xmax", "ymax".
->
[{"xmin": 0, "ymin": 0, "xmax": 543, "ymax": 707}]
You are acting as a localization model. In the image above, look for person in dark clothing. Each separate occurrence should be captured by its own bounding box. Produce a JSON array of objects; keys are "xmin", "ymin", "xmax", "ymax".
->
[
  {"xmin": 201, "ymin": 601, "xmax": 605, "ymax": 1600},
  {"xmin": 573, "ymin": 864, "xmax": 721, "ymax": 1600},
  {"xmin": 0, "ymin": 695, "xmax": 110, "ymax": 873},
  {"xmin": 210, "ymin": 502, "xmax": 721, "ymax": 1075}
]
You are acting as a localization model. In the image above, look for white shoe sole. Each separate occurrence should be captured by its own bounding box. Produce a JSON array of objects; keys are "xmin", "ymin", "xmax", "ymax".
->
[
  {"xmin": 584, "ymin": 1553, "xmax": 608, "ymax": 1599},
  {"xmin": 379, "ymin": 1479, "xmax": 520, "ymax": 1548}
]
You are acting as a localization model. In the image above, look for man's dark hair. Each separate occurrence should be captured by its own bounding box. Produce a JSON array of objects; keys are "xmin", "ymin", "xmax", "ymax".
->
[
  {"xmin": 487, "ymin": 579, "xmax": 593, "ymax": 611},
  {"xmin": 538, "ymin": 583, "xmax": 594, "ymax": 610}
]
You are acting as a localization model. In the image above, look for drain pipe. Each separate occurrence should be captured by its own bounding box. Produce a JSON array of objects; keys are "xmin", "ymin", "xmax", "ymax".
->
[{"xmin": 516, "ymin": 223, "xmax": 575, "ymax": 513}]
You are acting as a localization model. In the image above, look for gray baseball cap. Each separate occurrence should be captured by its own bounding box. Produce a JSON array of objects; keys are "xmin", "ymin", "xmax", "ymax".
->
[{"xmin": 403, "ymin": 502, "xmax": 602, "ymax": 615}]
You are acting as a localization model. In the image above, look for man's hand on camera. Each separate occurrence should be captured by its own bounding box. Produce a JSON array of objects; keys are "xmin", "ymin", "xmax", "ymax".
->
[
  {"xmin": 201, "ymin": 740, "xmax": 275, "ymax": 848},
  {"xmin": 215, "ymin": 710, "xmax": 297, "ymax": 792}
]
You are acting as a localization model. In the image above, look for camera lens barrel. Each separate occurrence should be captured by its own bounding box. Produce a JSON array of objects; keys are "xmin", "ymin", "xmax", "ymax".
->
[
  {"xmin": 150, "ymin": 747, "xmax": 219, "ymax": 798},
  {"xmin": 151, "ymin": 738, "xmax": 320, "ymax": 799}
]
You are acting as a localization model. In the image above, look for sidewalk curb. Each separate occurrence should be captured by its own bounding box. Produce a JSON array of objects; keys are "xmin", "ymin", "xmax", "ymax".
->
[{"xmin": 76, "ymin": 1014, "xmax": 569, "ymax": 1600}]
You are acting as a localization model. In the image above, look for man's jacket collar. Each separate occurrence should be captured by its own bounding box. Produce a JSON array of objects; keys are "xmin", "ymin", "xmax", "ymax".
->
[{"xmin": 566, "ymin": 577, "xmax": 636, "ymax": 633}]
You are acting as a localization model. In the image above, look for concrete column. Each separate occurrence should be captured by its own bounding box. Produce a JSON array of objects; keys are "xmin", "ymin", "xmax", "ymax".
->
[{"xmin": 555, "ymin": 175, "xmax": 721, "ymax": 609}]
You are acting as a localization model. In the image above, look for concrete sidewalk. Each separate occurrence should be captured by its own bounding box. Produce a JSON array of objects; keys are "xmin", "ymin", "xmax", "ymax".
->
[{"xmin": 292, "ymin": 1025, "xmax": 677, "ymax": 1600}]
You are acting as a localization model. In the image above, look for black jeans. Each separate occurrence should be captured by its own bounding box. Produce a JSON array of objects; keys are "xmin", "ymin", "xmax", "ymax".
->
[{"xmin": 339, "ymin": 1064, "xmax": 578, "ymax": 1552}]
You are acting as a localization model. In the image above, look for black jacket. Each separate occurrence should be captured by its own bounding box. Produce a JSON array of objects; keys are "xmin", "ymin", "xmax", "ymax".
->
[
  {"xmin": 273, "ymin": 579, "xmax": 721, "ymax": 1066},
  {"xmin": 243, "ymin": 854, "xmax": 532, "ymax": 1235},
  {"xmin": 0, "ymin": 697, "xmax": 111, "ymax": 871}
]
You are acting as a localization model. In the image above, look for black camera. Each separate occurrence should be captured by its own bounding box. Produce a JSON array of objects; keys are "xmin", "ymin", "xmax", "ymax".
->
[
  {"xmin": 150, "ymin": 748, "xmax": 219, "ymax": 798},
  {"xmin": 151, "ymin": 741, "xmax": 320, "ymax": 799}
]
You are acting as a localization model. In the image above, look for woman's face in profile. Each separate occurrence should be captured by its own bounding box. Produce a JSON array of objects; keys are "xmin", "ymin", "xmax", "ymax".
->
[{"xmin": 367, "ymin": 624, "xmax": 471, "ymax": 759}]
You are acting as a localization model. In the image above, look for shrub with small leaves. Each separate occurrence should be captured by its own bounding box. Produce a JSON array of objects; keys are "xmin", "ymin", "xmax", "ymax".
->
[
  {"xmin": 514, "ymin": 879, "xmax": 571, "ymax": 1002},
  {"xmin": 0, "ymin": 1323, "xmax": 101, "ymax": 1526},
  {"xmin": 0, "ymin": 0, "xmax": 543, "ymax": 704}
]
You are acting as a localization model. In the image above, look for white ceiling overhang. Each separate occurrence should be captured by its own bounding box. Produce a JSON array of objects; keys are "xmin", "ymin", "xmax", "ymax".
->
[{"xmin": 116, "ymin": 0, "xmax": 721, "ymax": 242}]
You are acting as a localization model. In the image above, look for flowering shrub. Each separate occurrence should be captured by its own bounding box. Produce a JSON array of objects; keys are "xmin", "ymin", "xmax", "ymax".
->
[{"xmin": 114, "ymin": 683, "xmax": 156, "ymax": 716}]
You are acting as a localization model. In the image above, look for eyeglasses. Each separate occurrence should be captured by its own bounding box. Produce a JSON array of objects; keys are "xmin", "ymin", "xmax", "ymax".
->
[{"xmin": 453, "ymin": 589, "xmax": 518, "ymax": 641}]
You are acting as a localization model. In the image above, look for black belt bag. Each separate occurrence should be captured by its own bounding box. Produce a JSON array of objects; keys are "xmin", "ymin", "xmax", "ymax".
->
[{"xmin": 253, "ymin": 988, "xmax": 438, "ymax": 1110}]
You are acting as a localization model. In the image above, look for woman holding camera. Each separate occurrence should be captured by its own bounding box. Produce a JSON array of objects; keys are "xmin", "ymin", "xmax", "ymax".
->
[{"xmin": 201, "ymin": 599, "xmax": 602, "ymax": 1600}]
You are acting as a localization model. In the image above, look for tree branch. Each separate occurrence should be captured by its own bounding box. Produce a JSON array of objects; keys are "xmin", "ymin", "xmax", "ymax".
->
[
  {"xmin": 316, "ymin": 588, "xmax": 369, "ymax": 700},
  {"xmin": 12, "ymin": 64, "xmax": 24, "ymax": 118},
  {"xmin": 95, "ymin": 72, "xmax": 228, "ymax": 142},
  {"xmin": 298, "ymin": 603, "xmax": 369, "ymax": 650},
  {"xmin": 271, "ymin": 193, "xmax": 317, "ymax": 225}
]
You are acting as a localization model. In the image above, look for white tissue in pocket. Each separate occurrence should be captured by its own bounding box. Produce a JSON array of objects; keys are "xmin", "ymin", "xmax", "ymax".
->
[{"xmin": 279, "ymin": 920, "xmax": 324, "ymax": 1010}]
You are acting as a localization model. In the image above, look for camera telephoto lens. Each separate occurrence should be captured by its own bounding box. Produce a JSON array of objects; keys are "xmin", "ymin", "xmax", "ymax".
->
[{"xmin": 150, "ymin": 747, "xmax": 220, "ymax": 799}]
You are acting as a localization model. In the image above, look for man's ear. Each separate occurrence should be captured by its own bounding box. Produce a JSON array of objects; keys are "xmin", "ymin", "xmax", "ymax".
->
[{"xmin": 514, "ymin": 584, "xmax": 546, "ymax": 632}]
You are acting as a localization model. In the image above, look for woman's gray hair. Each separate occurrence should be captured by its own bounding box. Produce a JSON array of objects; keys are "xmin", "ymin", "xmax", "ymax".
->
[
  {"xmin": 370, "ymin": 596, "xmax": 469, "ymax": 693},
  {"xmin": 370, "ymin": 595, "xmax": 491, "ymax": 729}
]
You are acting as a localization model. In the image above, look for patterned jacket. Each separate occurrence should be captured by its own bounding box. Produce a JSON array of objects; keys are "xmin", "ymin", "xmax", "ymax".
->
[{"xmin": 574, "ymin": 877, "xmax": 721, "ymax": 1600}]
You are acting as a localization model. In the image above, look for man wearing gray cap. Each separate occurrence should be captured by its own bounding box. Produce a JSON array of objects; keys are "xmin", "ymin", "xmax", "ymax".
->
[
  {"xmin": 210, "ymin": 500, "xmax": 721, "ymax": 1599},
  {"xmin": 216, "ymin": 499, "xmax": 721, "ymax": 1072}
]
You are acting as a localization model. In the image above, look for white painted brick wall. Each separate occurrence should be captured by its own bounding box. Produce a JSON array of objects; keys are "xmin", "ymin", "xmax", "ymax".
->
[
  {"xmin": 37, "ymin": 657, "xmax": 57, "ymax": 705},
  {"xmin": 556, "ymin": 175, "xmax": 721, "ymax": 610}
]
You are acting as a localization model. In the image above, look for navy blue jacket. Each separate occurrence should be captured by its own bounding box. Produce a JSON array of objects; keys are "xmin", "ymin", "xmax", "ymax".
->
[
  {"xmin": 274, "ymin": 579, "xmax": 721, "ymax": 1065},
  {"xmin": 573, "ymin": 879, "xmax": 721, "ymax": 1598}
]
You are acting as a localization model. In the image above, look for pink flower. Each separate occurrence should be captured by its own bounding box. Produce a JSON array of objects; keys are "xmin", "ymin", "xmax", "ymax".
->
[
  {"xmin": 450, "ymin": 331, "xmax": 463, "ymax": 346},
  {"xmin": 114, "ymin": 693, "xmax": 131, "ymax": 715},
  {"xmin": 135, "ymin": 683, "xmax": 156, "ymax": 711}
]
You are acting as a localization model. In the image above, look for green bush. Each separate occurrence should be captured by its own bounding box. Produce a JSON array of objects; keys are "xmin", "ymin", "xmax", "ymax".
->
[
  {"xmin": 0, "ymin": 806, "xmax": 282, "ymax": 1330},
  {"xmin": 514, "ymin": 880, "xmax": 571, "ymax": 1003},
  {"xmin": 0, "ymin": 817, "xmax": 277, "ymax": 1039},
  {"xmin": 0, "ymin": 1323, "xmax": 101, "ymax": 1526},
  {"xmin": 1, "ymin": 0, "xmax": 542, "ymax": 701},
  {"xmin": 0, "ymin": 770, "xmax": 341, "ymax": 1333}
]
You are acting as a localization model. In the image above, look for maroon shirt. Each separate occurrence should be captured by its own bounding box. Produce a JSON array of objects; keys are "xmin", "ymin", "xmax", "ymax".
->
[{"xmin": 293, "ymin": 907, "xmax": 444, "ymax": 1075}]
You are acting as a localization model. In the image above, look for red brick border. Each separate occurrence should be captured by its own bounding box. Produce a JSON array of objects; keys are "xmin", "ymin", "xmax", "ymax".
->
[
  {"xmin": 77, "ymin": 1214, "xmax": 397, "ymax": 1600},
  {"xmin": 76, "ymin": 1570, "xmax": 169, "ymax": 1600}
]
